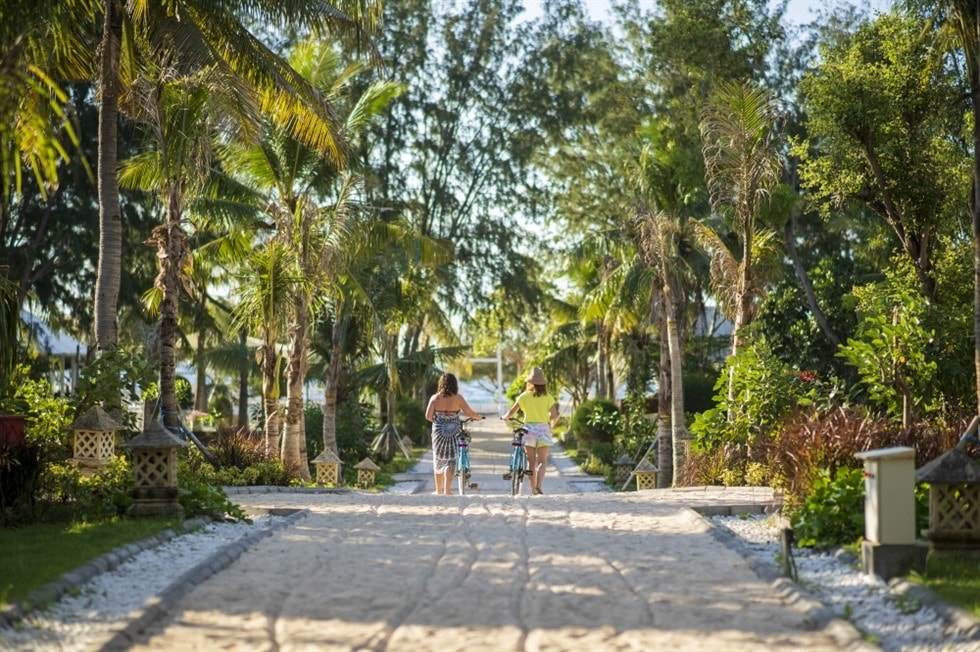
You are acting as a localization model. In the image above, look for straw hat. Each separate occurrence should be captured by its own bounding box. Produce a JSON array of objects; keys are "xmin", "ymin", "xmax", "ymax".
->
[{"xmin": 526, "ymin": 367, "xmax": 547, "ymax": 385}]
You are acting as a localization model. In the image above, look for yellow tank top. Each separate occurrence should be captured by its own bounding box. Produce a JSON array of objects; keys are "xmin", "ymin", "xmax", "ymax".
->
[{"xmin": 517, "ymin": 392, "xmax": 554, "ymax": 423}]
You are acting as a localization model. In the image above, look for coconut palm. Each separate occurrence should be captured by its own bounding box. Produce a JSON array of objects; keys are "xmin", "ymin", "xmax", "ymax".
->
[
  {"xmin": 227, "ymin": 39, "xmax": 404, "ymax": 477},
  {"xmin": 92, "ymin": 0, "xmax": 383, "ymax": 351},
  {"xmin": 231, "ymin": 240, "xmax": 308, "ymax": 456},
  {"xmin": 698, "ymin": 80, "xmax": 783, "ymax": 356},
  {"xmin": 630, "ymin": 133, "xmax": 703, "ymax": 487}
]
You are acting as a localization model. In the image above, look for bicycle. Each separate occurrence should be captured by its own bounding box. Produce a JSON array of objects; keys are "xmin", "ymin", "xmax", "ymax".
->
[
  {"xmin": 502, "ymin": 419, "xmax": 531, "ymax": 496},
  {"xmin": 454, "ymin": 417, "xmax": 479, "ymax": 495}
]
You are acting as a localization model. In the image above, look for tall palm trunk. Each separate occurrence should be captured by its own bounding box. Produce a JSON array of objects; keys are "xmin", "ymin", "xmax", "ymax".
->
[
  {"xmin": 149, "ymin": 193, "xmax": 188, "ymax": 430},
  {"xmin": 596, "ymin": 319, "xmax": 609, "ymax": 399},
  {"xmin": 283, "ymin": 294, "xmax": 311, "ymax": 480},
  {"xmin": 238, "ymin": 329, "xmax": 250, "ymax": 428},
  {"xmin": 663, "ymin": 275, "xmax": 688, "ymax": 486},
  {"xmin": 94, "ymin": 0, "xmax": 123, "ymax": 351},
  {"xmin": 259, "ymin": 342, "xmax": 281, "ymax": 455},
  {"xmin": 321, "ymin": 318, "xmax": 345, "ymax": 457},
  {"xmin": 655, "ymin": 290, "xmax": 673, "ymax": 488}
]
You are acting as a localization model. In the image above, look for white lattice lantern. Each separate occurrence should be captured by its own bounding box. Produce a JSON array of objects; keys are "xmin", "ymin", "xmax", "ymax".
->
[
  {"xmin": 355, "ymin": 457, "xmax": 380, "ymax": 489},
  {"xmin": 634, "ymin": 457, "xmax": 659, "ymax": 491},
  {"xmin": 69, "ymin": 405, "xmax": 126, "ymax": 476},
  {"xmin": 120, "ymin": 421, "xmax": 188, "ymax": 518},
  {"xmin": 312, "ymin": 448, "xmax": 342, "ymax": 486}
]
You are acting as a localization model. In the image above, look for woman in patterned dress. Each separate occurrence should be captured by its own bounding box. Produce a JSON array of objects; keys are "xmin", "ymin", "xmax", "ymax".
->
[{"xmin": 425, "ymin": 373, "xmax": 485, "ymax": 495}]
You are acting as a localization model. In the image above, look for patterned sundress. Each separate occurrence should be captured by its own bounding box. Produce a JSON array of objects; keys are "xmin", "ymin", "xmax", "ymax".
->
[{"xmin": 431, "ymin": 412, "xmax": 461, "ymax": 473}]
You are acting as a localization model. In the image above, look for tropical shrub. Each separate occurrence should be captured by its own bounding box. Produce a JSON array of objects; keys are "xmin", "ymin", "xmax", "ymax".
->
[
  {"xmin": 791, "ymin": 466, "xmax": 865, "ymax": 549},
  {"xmin": 837, "ymin": 266, "xmax": 939, "ymax": 424},
  {"xmin": 73, "ymin": 347, "xmax": 153, "ymax": 428},
  {"xmin": 304, "ymin": 403, "xmax": 324, "ymax": 461},
  {"xmin": 395, "ymin": 397, "xmax": 427, "ymax": 443},
  {"xmin": 683, "ymin": 372, "xmax": 719, "ymax": 415},
  {"xmin": 335, "ymin": 399, "xmax": 374, "ymax": 463},
  {"xmin": 178, "ymin": 475, "xmax": 249, "ymax": 521},
  {"xmin": 689, "ymin": 334, "xmax": 833, "ymax": 456},
  {"xmin": 0, "ymin": 439, "xmax": 44, "ymax": 522},
  {"xmin": 208, "ymin": 425, "xmax": 271, "ymax": 470},
  {"xmin": 570, "ymin": 399, "xmax": 619, "ymax": 451},
  {"xmin": 181, "ymin": 443, "xmax": 289, "ymax": 487},
  {"xmin": 39, "ymin": 456, "xmax": 134, "ymax": 523}
]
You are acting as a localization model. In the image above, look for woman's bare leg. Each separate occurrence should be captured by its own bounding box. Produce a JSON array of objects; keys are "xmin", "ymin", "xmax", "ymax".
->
[
  {"xmin": 524, "ymin": 446, "xmax": 538, "ymax": 494},
  {"xmin": 534, "ymin": 446, "xmax": 549, "ymax": 493}
]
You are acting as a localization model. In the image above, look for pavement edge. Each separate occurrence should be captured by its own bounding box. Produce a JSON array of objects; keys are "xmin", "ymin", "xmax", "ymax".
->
[
  {"xmin": 89, "ymin": 507, "xmax": 309, "ymax": 651},
  {"xmin": 693, "ymin": 508, "xmax": 879, "ymax": 652}
]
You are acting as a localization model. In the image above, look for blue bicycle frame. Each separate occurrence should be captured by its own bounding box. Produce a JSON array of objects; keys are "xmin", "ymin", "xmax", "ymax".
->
[
  {"xmin": 504, "ymin": 424, "xmax": 530, "ymax": 496},
  {"xmin": 455, "ymin": 418, "xmax": 474, "ymax": 495}
]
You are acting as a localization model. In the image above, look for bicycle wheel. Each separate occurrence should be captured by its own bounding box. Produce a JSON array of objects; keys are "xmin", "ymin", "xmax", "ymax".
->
[
  {"xmin": 511, "ymin": 449, "xmax": 525, "ymax": 496},
  {"xmin": 457, "ymin": 449, "xmax": 468, "ymax": 496}
]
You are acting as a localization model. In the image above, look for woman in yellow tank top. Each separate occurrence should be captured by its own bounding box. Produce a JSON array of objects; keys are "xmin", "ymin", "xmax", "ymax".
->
[{"xmin": 502, "ymin": 367, "xmax": 558, "ymax": 495}]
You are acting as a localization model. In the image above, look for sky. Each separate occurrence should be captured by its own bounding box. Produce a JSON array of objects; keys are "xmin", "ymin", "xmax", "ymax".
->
[{"xmin": 520, "ymin": 0, "xmax": 894, "ymax": 25}]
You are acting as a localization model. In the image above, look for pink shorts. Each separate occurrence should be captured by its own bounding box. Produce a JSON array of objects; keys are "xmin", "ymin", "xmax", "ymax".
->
[{"xmin": 523, "ymin": 423, "xmax": 553, "ymax": 447}]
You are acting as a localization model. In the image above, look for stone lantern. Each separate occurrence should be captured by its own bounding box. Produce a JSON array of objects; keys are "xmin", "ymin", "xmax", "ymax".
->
[
  {"xmin": 634, "ymin": 457, "xmax": 658, "ymax": 491},
  {"xmin": 916, "ymin": 447, "xmax": 980, "ymax": 551},
  {"xmin": 68, "ymin": 405, "xmax": 126, "ymax": 476},
  {"xmin": 312, "ymin": 448, "xmax": 342, "ymax": 486},
  {"xmin": 614, "ymin": 453, "xmax": 634, "ymax": 486},
  {"xmin": 120, "ymin": 421, "xmax": 188, "ymax": 518},
  {"xmin": 355, "ymin": 457, "xmax": 380, "ymax": 489}
]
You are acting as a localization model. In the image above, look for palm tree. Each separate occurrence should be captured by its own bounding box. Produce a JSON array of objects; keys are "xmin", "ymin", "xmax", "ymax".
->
[
  {"xmin": 232, "ymin": 240, "xmax": 308, "ymax": 457},
  {"xmin": 698, "ymin": 80, "xmax": 783, "ymax": 357},
  {"xmin": 120, "ymin": 65, "xmax": 234, "ymax": 432},
  {"xmin": 630, "ymin": 134, "xmax": 702, "ymax": 488},
  {"xmin": 228, "ymin": 38, "xmax": 404, "ymax": 477},
  {"xmin": 92, "ymin": 0, "xmax": 383, "ymax": 352},
  {"xmin": 634, "ymin": 209, "xmax": 691, "ymax": 487}
]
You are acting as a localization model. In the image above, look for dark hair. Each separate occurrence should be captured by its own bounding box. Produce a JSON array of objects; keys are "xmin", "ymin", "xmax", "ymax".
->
[
  {"xmin": 530, "ymin": 383, "xmax": 547, "ymax": 397},
  {"xmin": 437, "ymin": 373, "xmax": 458, "ymax": 397}
]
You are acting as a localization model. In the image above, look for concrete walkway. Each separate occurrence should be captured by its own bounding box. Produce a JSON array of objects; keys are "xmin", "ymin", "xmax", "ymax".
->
[{"xmin": 123, "ymin": 418, "xmax": 871, "ymax": 651}]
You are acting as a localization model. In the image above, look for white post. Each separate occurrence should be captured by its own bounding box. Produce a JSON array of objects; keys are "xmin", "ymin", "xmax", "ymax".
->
[{"xmin": 496, "ymin": 342, "xmax": 504, "ymax": 408}]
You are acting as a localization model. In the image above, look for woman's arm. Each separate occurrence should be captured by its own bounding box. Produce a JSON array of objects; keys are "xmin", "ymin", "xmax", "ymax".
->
[
  {"xmin": 424, "ymin": 395, "xmax": 436, "ymax": 422},
  {"xmin": 501, "ymin": 395, "xmax": 520, "ymax": 420}
]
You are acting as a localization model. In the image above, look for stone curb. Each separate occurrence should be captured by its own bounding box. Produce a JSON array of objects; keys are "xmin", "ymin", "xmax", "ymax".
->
[
  {"xmin": 696, "ymin": 509, "xmax": 878, "ymax": 652},
  {"xmin": 222, "ymin": 485, "xmax": 350, "ymax": 494},
  {"xmin": 88, "ymin": 507, "xmax": 309, "ymax": 651},
  {"xmin": 0, "ymin": 516, "xmax": 212, "ymax": 630}
]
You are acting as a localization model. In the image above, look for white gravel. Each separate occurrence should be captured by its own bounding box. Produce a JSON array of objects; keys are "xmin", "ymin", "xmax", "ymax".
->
[
  {"xmin": 0, "ymin": 518, "xmax": 272, "ymax": 652},
  {"xmin": 1, "ymin": 510, "xmax": 978, "ymax": 651},
  {"xmin": 710, "ymin": 514, "xmax": 980, "ymax": 652}
]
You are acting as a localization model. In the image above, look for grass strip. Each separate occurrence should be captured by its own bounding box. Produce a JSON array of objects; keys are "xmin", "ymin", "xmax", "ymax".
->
[
  {"xmin": 909, "ymin": 551, "xmax": 980, "ymax": 618},
  {"xmin": 0, "ymin": 517, "xmax": 181, "ymax": 608}
]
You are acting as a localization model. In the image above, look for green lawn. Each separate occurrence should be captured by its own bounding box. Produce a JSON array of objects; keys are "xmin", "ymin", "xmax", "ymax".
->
[
  {"xmin": 909, "ymin": 551, "xmax": 980, "ymax": 618},
  {"xmin": 0, "ymin": 517, "xmax": 182, "ymax": 608}
]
